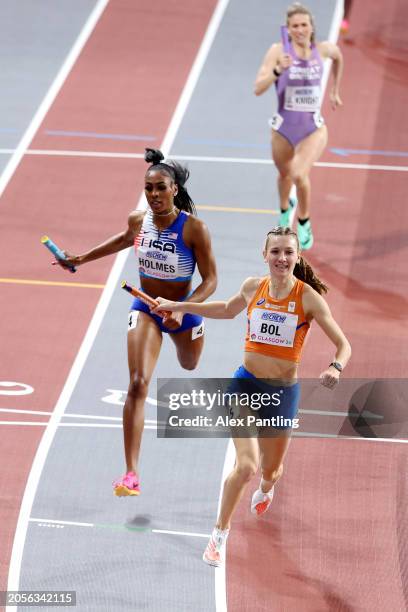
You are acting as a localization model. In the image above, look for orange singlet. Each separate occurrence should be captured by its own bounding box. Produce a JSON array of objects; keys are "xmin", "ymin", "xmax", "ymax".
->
[{"xmin": 244, "ymin": 276, "xmax": 310, "ymax": 364}]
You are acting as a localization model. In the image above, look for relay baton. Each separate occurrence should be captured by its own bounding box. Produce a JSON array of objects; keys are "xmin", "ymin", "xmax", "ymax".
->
[
  {"xmin": 121, "ymin": 281, "xmax": 170, "ymax": 317},
  {"xmin": 281, "ymin": 25, "xmax": 290, "ymax": 52},
  {"xmin": 41, "ymin": 235, "xmax": 76, "ymax": 273}
]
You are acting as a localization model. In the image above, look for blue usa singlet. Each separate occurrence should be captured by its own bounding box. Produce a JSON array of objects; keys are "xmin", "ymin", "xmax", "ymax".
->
[{"xmin": 134, "ymin": 210, "xmax": 196, "ymax": 282}]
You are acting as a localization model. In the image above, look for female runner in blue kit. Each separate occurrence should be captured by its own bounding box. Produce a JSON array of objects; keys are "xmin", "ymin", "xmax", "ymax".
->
[{"xmin": 58, "ymin": 149, "xmax": 217, "ymax": 495}]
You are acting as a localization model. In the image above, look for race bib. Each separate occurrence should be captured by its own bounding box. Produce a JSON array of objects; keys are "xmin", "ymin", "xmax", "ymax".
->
[
  {"xmin": 284, "ymin": 85, "xmax": 321, "ymax": 112},
  {"xmin": 268, "ymin": 113, "xmax": 283, "ymax": 131},
  {"xmin": 137, "ymin": 246, "xmax": 179, "ymax": 280},
  {"xmin": 249, "ymin": 308, "xmax": 298, "ymax": 347},
  {"xmin": 313, "ymin": 111, "xmax": 324, "ymax": 128},
  {"xmin": 128, "ymin": 310, "xmax": 139, "ymax": 331}
]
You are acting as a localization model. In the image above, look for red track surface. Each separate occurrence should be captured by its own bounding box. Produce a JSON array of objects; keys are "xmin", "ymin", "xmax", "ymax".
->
[
  {"xmin": 227, "ymin": 1, "xmax": 408, "ymax": 610},
  {"xmin": 0, "ymin": 0, "xmax": 217, "ymax": 593}
]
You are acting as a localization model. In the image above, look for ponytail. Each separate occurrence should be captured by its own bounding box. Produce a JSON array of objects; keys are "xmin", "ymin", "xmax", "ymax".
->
[
  {"xmin": 265, "ymin": 226, "xmax": 328, "ymax": 294},
  {"xmin": 294, "ymin": 256, "xmax": 328, "ymax": 294},
  {"xmin": 144, "ymin": 148, "xmax": 197, "ymax": 215}
]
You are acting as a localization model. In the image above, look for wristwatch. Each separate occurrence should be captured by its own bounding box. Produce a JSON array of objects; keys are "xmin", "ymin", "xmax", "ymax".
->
[
  {"xmin": 273, "ymin": 67, "xmax": 282, "ymax": 78},
  {"xmin": 329, "ymin": 361, "xmax": 343, "ymax": 372}
]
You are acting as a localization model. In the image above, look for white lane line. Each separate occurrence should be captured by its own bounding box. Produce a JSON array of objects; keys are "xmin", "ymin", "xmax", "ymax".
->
[
  {"xmin": 0, "ymin": 408, "xmax": 52, "ymax": 416},
  {"xmin": 0, "ymin": 421, "xmax": 157, "ymax": 429},
  {"xmin": 173, "ymin": 155, "xmax": 408, "ymax": 173},
  {"xmin": 0, "ymin": 422, "xmax": 47, "ymax": 427},
  {"xmin": 30, "ymin": 518, "xmax": 94, "ymax": 528},
  {"xmin": 321, "ymin": 0, "xmax": 344, "ymax": 93},
  {"xmin": 0, "ymin": 408, "xmax": 156, "ymax": 423},
  {"xmin": 1, "ymin": 147, "xmax": 406, "ymax": 172},
  {"xmin": 29, "ymin": 517, "xmax": 210, "ymax": 538},
  {"xmin": 64, "ymin": 413, "xmax": 157, "ymax": 424},
  {"xmin": 58, "ymin": 423, "xmax": 157, "ymax": 428},
  {"xmin": 64, "ymin": 412, "xmax": 122, "ymax": 420},
  {"xmin": 315, "ymin": 161, "xmax": 408, "ymax": 172},
  {"xmin": 2, "ymin": 421, "xmax": 405, "ymax": 443},
  {"xmin": 7, "ymin": 0, "xmax": 232, "ymax": 598},
  {"xmin": 0, "ymin": 407, "xmax": 387, "ymax": 422},
  {"xmin": 152, "ymin": 529, "xmax": 210, "ymax": 538},
  {"xmin": 215, "ymin": 439, "xmax": 235, "ymax": 612},
  {"xmin": 0, "ymin": 0, "xmax": 110, "ymax": 201},
  {"xmin": 292, "ymin": 432, "xmax": 408, "ymax": 443},
  {"xmin": 300, "ymin": 409, "xmax": 350, "ymax": 417},
  {"xmin": 299, "ymin": 409, "xmax": 383, "ymax": 419},
  {"xmin": 24, "ymin": 148, "xmax": 144, "ymax": 160}
]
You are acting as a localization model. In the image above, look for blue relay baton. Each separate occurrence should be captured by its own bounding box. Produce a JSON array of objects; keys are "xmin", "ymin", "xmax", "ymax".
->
[
  {"xmin": 281, "ymin": 25, "xmax": 290, "ymax": 52},
  {"xmin": 41, "ymin": 235, "xmax": 76, "ymax": 273}
]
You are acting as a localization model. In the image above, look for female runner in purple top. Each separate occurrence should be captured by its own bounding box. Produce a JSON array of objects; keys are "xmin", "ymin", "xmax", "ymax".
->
[{"xmin": 254, "ymin": 3, "xmax": 343, "ymax": 250}]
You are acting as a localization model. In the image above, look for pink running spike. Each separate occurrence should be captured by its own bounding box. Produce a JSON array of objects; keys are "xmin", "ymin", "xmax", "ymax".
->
[{"xmin": 113, "ymin": 471, "xmax": 141, "ymax": 496}]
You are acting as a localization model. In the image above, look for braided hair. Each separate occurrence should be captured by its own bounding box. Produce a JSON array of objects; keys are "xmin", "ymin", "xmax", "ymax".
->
[
  {"xmin": 144, "ymin": 148, "xmax": 197, "ymax": 215},
  {"xmin": 265, "ymin": 227, "xmax": 328, "ymax": 294}
]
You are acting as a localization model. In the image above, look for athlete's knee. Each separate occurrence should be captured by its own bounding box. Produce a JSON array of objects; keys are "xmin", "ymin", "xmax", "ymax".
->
[
  {"xmin": 262, "ymin": 463, "xmax": 283, "ymax": 484},
  {"xmin": 291, "ymin": 169, "xmax": 309, "ymax": 186},
  {"xmin": 236, "ymin": 458, "xmax": 258, "ymax": 483},
  {"xmin": 276, "ymin": 166, "xmax": 291, "ymax": 180},
  {"xmin": 177, "ymin": 346, "xmax": 201, "ymax": 370},
  {"xmin": 127, "ymin": 374, "xmax": 149, "ymax": 401},
  {"xmin": 178, "ymin": 354, "xmax": 199, "ymax": 371}
]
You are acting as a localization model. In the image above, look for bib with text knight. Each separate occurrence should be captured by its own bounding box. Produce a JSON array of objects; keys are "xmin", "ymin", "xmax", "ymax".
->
[
  {"xmin": 284, "ymin": 85, "xmax": 321, "ymax": 112},
  {"xmin": 249, "ymin": 308, "xmax": 298, "ymax": 347}
]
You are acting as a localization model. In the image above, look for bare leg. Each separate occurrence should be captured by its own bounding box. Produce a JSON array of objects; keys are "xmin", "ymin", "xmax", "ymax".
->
[
  {"xmin": 124, "ymin": 313, "xmax": 162, "ymax": 473},
  {"xmin": 272, "ymin": 131, "xmax": 294, "ymax": 212},
  {"xmin": 217, "ymin": 437, "xmax": 259, "ymax": 530},
  {"xmin": 290, "ymin": 126, "xmax": 328, "ymax": 219},
  {"xmin": 257, "ymin": 434, "xmax": 292, "ymax": 493},
  {"xmin": 169, "ymin": 324, "xmax": 204, "ymax": 370}
]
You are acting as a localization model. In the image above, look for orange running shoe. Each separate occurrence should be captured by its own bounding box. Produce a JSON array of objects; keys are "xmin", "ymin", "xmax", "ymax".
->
[{"xmin": 113, "ymin": 471, "xmax": 140, "ymax": 496}]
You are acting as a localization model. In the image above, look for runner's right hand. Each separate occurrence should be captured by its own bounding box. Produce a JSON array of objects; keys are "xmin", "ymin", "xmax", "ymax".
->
[
  {"xmin": 277, "ymin": 53, "xmax": 292, "ymax": 71},
  {"xmin": 52, "ymin": 251, "xmax": 79, "ymax": 270}
]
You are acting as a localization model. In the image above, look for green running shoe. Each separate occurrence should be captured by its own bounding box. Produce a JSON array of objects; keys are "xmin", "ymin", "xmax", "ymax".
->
[
  {"xmin": 278, "ymin": 195, "xmax": 297, "ymax": 228},
  {"xmin": 297, "ymin": 220, "xmax": 314, "ymax": 250}
]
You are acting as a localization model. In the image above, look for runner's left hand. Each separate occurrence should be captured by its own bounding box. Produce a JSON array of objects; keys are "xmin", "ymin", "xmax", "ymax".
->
[
  {"xmin": 330, "ymin": 89, "xmax": 342, "ymax": 110},
  {"xmin": 152, "ymin": 297, "xmax": 180, "ymax": 314},
  {"xmin": 319, "ymin": 367, "xmax": 340, "ymax": 389}
]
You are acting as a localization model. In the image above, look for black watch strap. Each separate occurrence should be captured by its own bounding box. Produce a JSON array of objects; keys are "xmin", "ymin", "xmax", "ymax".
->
[
  {"xmin": 330, "ymin": 361, "xmax": 343, "ymax": 372},
  {"xmin": 273, "ymin": 67, "xmax": 281, "ymax": 77}
]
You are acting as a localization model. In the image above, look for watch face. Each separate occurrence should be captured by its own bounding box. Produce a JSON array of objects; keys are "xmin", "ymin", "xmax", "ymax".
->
[{"xmin": 332, "ymin": 362, "xmax": 342, "ymax": 372}]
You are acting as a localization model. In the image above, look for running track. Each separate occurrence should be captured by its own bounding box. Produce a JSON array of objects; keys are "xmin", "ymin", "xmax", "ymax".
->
[
  {"xmin": 0, "ymin": 0, "xmax": 218, "ymax": 601},
  {"xmin": 0, "ymin": 0, "xmax": 407, "ymax": 610}
]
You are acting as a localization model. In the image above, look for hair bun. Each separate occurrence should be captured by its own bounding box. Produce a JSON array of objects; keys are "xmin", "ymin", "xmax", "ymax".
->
[{"xmin": 144, "ymin": 148, "xmax": 165, "ymax": 165}]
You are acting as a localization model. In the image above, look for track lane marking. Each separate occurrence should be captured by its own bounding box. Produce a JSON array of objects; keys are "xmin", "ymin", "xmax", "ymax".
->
[
  {"xmin": 1, "ymin": 421, "xmax": 405, "ymax": 443},
  {"xmin": 7, "ymin": 2, "xmax": 232, "ymax": 606},
  {"xmin": 0, "ymin": 422, "xmax": 158, "ymax": 429},
  {"xmin": 197, "ymin": 205, "xmax": 278, "ymax": 214},
  {"xmin": 0, "ymin": 409, "xmax": 157, "ymax": 422},
  {"xmin": 29, "ymin": 518, "xmax": 210, "ymax": 538},
  {"xmin": 1, "ymin": 147, "xmax": 406, "ymax": 171},
  {"xmin": 0, "ymin": 278, "xmax": 104, "ymax": 289},
  {"xmin": 0, "ymin": 0, "xmax": 110, "ymax": 201}
]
